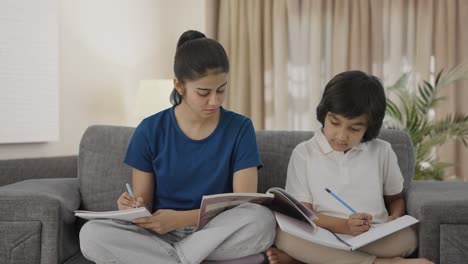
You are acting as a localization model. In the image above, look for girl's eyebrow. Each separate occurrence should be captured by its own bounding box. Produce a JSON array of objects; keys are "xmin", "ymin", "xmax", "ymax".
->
[{"xmin": 196, "ymin": 82, "xmax": 228, "ymax": 91}]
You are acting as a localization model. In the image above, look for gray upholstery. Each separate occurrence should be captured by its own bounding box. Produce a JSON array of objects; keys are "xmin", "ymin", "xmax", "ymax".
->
[
  {"xmin": 406, "ymin": 181, "xmax": 468, "ymax": 262},
  {"xmin": 0, "ymin": 125, "xmax": 467, "ymax": 264},
  {"xmin": 78, "ymin": 125, "xmax": 134, "ymax": 212},
  {"xmin": 0, "ymin": 178, "xmax": 81, "ymax": 264},
  {"xmin": 0, "ymin": 156, "xmax": 77, "ymax": 187}
]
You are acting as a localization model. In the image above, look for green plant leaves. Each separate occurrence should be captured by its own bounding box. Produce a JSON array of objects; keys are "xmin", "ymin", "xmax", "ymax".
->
[{"xmin": 384, "ymin": 64, "xmax": 468, "ymax": 180}]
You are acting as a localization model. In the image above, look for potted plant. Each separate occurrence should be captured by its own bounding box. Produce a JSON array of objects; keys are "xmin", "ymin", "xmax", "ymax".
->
[{"xmin": 384, "ymin": 64, "xmax": 468, "ymax": 180}]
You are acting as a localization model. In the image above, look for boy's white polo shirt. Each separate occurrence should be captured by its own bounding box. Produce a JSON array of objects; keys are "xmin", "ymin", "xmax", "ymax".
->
[{"xmin": 285, "ymin": 129, "xmax": 404, "ymax": 223}]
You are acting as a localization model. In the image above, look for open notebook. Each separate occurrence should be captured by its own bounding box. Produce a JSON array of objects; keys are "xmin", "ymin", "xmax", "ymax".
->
[{"xmin": 274, "ymin": 212, "xmax": 418, "ymax": 250}]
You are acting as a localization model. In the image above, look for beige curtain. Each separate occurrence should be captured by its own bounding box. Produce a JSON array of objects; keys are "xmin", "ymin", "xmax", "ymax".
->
[
  {"xmin": 433, "ymin": 0, "xmax": 468, "ymax": 181},
  {"xmin": 216, "ymin": 0, "xmax": 468, "ymax": 180},
  {"xmin": 218, "ymin": 0, "xmax": 277, "ymax": 129}
]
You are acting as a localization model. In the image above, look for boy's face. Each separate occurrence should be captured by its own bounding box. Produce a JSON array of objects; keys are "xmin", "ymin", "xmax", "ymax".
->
[{"xmin": 323, "ymin": 112, "xmax": 368, "ymax": 152}]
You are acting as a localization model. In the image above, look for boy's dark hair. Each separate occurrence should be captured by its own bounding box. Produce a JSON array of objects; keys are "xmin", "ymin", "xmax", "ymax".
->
[
  {"xmin": 171, "ymin": 30, "xmax": 230, "ymax": 105},
  {"xmin": 316, "ymin": 71, "xmax": 386, "ymax": 142}
]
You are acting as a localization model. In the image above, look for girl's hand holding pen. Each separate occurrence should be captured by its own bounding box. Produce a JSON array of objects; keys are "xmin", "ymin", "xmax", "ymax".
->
[
  {"xmin": 347, "ymin": 213, "xmax": 373, "ymax": 236},
  {"xmin": 117, "ymin": 192, "xmax": 146, "ymax": 210},
  {"xmin": 117, "ymin": 183, "xmax": 149, "ymax": 210}
]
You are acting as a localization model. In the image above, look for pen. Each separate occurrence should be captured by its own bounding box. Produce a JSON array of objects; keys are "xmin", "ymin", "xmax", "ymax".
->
[
  {"xmin": 325, "ymin": 187, "xmax": 357, "ymax": 213},
  {"xmin": 325, "ymin": 188, "xmax": 374, "ymax": 228},
  {"xmin": 126, "ymin": 183, "xmax": 137, "ymax": 208}
]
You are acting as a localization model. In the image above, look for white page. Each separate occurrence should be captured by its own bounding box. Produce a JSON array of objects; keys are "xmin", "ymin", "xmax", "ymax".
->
[
  {"xmin": 75, "ymin": 207, "xmax": 151, "ymax": 222},
  {"xmin": 338, "ymin": 215, "xmax": 419, "ymax": 250}
]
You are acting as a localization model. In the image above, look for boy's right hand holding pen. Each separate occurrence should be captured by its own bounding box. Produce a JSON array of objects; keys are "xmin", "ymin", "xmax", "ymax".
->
[
  {"xmin": 325, "ymin": 187, "xmax": 374, "ymax": 236},
  {"xmin": 347, "ymin": 213, "xmax": 373, "ymax": 236}
]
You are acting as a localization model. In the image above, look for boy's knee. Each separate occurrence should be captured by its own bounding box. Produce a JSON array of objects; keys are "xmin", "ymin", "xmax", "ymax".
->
[{"xmin": 361, "ymin": 227, "xmax": 418, "ymax": 258}]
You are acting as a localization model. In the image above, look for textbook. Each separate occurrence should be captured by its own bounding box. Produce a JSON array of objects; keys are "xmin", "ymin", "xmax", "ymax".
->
[
  {"xmin": 197, "ymin": 187, "xmax": 318, "ymax": 230},
  {"xmin": 74, "ymin": 207, "xmax": 152, "ymax": 222},
  {"xmin": 274, "ymin": 212, "xmax": 419, "ymax": 250}
]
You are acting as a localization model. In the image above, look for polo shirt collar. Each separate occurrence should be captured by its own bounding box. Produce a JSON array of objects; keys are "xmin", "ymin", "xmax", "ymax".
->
[
  {"xmin": 314, "ymin": 128, "xmax": 367, "ymax": 154},
  {"xmin": 315, "ymin": 128, "xmax": 334, "ymax": 154}
]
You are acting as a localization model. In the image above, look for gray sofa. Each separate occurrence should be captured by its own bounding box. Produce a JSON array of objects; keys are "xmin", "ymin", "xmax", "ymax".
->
[{"xmin": 1, "ymin": 125, "xmax": 468, "ymax": 264}]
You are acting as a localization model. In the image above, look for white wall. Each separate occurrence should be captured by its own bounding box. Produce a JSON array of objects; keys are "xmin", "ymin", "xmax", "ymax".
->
[{"xmin": 0, "ymin": 0, "xmax": 214, "ymax": 159}]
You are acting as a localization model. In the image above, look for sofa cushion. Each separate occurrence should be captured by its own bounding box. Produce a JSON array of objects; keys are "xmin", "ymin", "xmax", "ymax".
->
[
  {"xmin": 256, "ymin": 131, "xmax": 313, "ymax": 193},
  {"xmin": 78, "ymin": 125, "xmax": 134, "ymax": 211}
]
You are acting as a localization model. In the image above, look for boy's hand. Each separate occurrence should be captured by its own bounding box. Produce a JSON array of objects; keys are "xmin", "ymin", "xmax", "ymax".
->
[
  {"xmin": 347, "ymin": 213, "xmax": 372, "ymax": 236},
  {"xmin": 387, "ymin": 215, "xmax": 399, "ymax": 222}
]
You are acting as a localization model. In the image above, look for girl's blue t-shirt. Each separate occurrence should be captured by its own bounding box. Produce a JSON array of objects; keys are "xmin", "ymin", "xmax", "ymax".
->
[{"xmin": 124, "ymin": 106, "xmax": 262, "ymax": 211}]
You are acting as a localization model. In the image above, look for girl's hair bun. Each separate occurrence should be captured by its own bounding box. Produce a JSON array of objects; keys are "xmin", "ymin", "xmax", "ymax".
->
[{"xmin": 177, "ymin": 30, "xmax": 206, "ymax": 49}]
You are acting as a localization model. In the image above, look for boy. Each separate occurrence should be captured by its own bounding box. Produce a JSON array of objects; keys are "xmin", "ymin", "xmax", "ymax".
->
[{"xmin": 266, "ymin": 71, "xmax": 433, "ymax": 264}]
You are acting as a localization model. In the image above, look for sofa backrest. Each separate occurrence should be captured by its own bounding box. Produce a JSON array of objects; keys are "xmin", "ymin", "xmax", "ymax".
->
[
  {"xmin": 79, "ymin": 125, "xmax": 134, "ymax": 211},
  {"xmin": 78, "ymin": 125, "xmax": 414, "ymax": 211}
]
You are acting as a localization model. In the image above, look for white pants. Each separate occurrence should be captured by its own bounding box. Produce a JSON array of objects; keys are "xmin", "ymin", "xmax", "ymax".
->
[{"xmin": 79, "ymin": 203, "xmax": 276, "ymax": 264}]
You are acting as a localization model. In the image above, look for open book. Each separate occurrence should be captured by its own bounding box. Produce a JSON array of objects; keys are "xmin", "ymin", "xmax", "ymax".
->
[
  {"xmin": 275, "ymin": 212, "xmax": 419, "ymax": 250},
  {"xmin": 198, "ymin": 187, "xmax": 317, "ymax": 230},
  {"xmin": 74, "ymin": 207, "xmax": 151, "ymax": 222}
]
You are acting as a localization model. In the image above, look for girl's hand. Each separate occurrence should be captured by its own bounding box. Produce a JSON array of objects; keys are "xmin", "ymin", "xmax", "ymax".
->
[
  {"xmin": 133, "ymin": 209, "xmax": 183, "ymax": 234},
  {"xmin": 117, "ymin": 192, "xmax": 147, "ymax": 210},
  {"xmin": 347, "ymin": 213, "xmax": 372, "ymax": 236},
  {"xmin": 387, "ymin": 215, "xmax": 399, "ymax": 222},
  {"xmin": 117, "ymin": 192, "xmax": 135, "ymax": 210}
]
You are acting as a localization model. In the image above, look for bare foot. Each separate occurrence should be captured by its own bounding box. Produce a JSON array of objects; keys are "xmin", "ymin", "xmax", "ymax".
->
[
  {"xmin": 266, "ymin": 247, "xmax": 302, "ymax": 264},
  {"xmin": 374, "ymin": 257, "xmax": 435, "ymax": 264}
]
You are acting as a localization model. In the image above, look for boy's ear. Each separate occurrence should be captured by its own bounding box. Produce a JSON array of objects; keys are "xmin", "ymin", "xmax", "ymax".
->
[{"xmin": 174, "ymin": 79, "xmax": 185, "ymax": 96}]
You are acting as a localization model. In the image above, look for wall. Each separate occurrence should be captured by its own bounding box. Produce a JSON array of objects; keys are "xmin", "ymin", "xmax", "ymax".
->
[{"xmin": 0, "ymin": 0, "xmax": 214, "ymax": 159}]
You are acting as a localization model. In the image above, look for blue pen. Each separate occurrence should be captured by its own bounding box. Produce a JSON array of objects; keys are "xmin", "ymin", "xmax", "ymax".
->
[
  {"xmin": 325, "ymin": 187, "xmax": 374, "ymax": 228},
  {"xmin": 325, "ymin": 188, "xmax": 357, "ymax": 213},
  {"xmin": 126, "ymin": 183, "xmax": 137, "ymax": 208}
]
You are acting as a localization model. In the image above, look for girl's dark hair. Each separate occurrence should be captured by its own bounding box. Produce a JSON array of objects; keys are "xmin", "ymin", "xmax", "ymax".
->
[
  {"xmin": 170, "ymin": 30, "xmax": 229, "ymax": 105},
  {"xmin": 316, "ymin": 71, "xmax": 386, "ymax": 142}
]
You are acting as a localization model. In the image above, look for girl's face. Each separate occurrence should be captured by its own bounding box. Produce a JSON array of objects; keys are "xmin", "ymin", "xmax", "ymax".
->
[
  {"xmin": 175, "ymin": 71, "xmax": 227, "ymax": 119},
  {"xmin": 323, "ymin": 112, "xmax": 368, "ymax": 152}
]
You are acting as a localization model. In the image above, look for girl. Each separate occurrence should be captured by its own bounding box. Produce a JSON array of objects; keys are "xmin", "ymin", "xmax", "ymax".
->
[
  {"xmin": 266, "ymin": 71, "xmax": 433, "ymax": 264},
  {"xmin": 79, "ymin": 30, "xmax": 275, "ymax": 264}
]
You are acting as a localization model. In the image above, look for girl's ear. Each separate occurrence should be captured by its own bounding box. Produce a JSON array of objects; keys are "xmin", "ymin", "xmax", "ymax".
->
[{"xmin": 174, "ymin": 79, "xmax": 185, "ymax": 96}]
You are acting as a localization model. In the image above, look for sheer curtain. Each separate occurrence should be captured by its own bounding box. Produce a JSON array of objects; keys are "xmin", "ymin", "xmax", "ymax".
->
[
  {"xmin": 432, "ymin": 0, "xmax": 468, "ymax": 180},
  {"xmin": 216, "ymin": 0, "xmax": 468, "ymax": 180}
]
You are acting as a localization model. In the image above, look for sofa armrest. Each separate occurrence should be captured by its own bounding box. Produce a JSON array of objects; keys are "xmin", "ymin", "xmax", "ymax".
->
[
  {"xmin": 0, "ymin": 178, "xmax": 81, "ymax": 264},
  {"xmin": 406, "ymin": 181, "xmax": 468, "ymax": 264},
  {"xmin": 0, "ymin": 156, "xmax": 78, "ymax": 187}
]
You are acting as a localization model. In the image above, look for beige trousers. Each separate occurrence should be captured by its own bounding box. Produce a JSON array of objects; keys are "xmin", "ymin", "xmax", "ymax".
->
[{"xmin": 275, "ymin": 226, "xmax": 418, "ymax": 264}]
